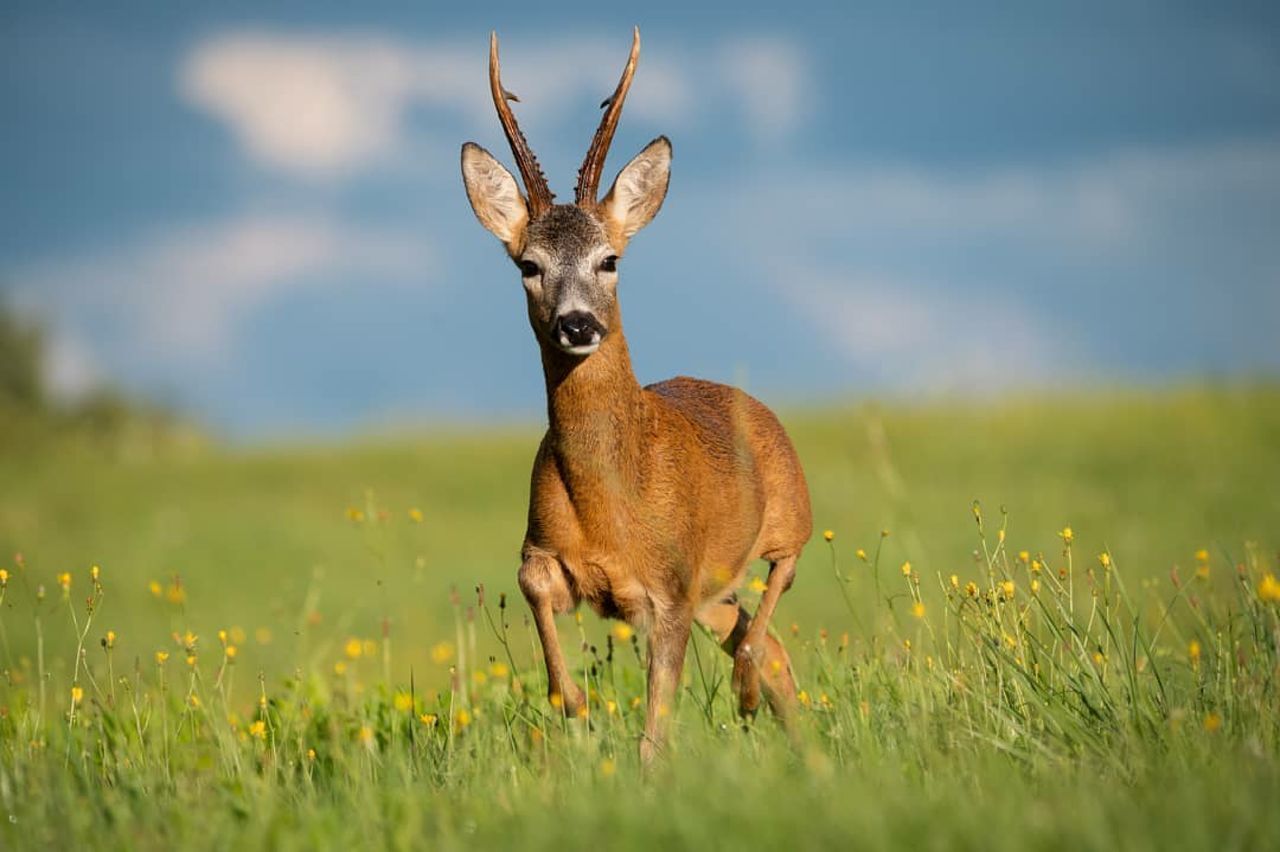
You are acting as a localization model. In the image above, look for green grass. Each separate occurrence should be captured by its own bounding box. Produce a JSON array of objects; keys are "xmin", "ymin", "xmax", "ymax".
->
[{"xmin": 1, "ymin": 386, "xmax": 1279, "ymax": 849}]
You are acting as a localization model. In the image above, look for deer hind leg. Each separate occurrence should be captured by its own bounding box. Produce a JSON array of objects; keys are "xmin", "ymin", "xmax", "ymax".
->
[
  {"xmin": 518, "ymin": 554, "xmax": 585, "ymax": 717},
  {"xmin": 639, "ymin": 608, "xmax": 693, "ymax": 765},
  {"xmin": 730, "ymin": 556, "xmax": 799, "ymax": 718},
  {"xmin": 698, "ymin": 594, "xmax": 798, "ymax": 719}
]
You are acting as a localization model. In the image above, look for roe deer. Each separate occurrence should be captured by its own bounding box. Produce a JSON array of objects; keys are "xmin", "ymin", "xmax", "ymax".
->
[{"xmin": 460, "ymin": 28, "xmax": 812, "ymax": 761}]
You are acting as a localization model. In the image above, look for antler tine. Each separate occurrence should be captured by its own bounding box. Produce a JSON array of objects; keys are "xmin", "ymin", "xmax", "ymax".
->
[
  {"xmin": 489, "ymin": 32, "xmax": 555, "ymax": 216},
  {"xmin": 574, "ymin": 27, "xmax": 641, "ymax": 207}
]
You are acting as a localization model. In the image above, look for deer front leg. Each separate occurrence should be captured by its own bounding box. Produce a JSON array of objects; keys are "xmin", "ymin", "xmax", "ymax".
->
[
  {"xmin": 639, "ymin": 609, "xmax": 692, "ymax": 764},
  {"xmin": 518, "ymin": 554, "xmax": 585, "ymax": 716},
  {"xmin": 732, "ymin": 555, "xmax": 798, "ymax": 718}
]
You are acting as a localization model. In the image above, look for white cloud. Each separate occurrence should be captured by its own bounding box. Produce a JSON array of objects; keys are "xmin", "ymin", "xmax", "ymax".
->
[
  {"xmin": 179, "ymin": 31, "xmax": 806, "ymax": 179},
  {"xmin": 13, "ymin": 216, "xmax": 434, "ymax": 384}
]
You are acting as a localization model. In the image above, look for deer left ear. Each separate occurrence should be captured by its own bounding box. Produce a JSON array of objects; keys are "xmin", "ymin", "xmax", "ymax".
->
[{"xmin": 601, "ymin": 136, "xmax": 671, "ymax": 244}]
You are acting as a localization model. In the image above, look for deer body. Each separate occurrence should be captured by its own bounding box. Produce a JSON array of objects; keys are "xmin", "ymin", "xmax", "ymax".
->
[{"xmin": 462, "ymin": 30, "xmax": 811, "ymax": 760}]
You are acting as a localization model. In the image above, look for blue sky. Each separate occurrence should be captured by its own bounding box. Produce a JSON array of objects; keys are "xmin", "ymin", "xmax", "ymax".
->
[{"xmin": 2, "ymin": 1, "xmax": 1278, "ymax": 437}]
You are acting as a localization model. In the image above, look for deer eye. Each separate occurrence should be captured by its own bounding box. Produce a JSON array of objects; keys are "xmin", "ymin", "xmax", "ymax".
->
[
  {"xmin": 518, "ymin": 260, "xmax": 541, "ymax": 278},
  {"xmin": 599, "ymin": 255, "xmax": 618, "ymax": 273}
]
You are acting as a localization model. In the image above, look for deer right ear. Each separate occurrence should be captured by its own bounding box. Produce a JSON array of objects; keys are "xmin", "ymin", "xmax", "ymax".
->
[{"xmin": 461, "ymin": 142, "xmax": 529, "ymax": 252}]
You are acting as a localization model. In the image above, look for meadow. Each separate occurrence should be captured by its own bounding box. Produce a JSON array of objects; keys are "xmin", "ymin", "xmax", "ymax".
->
[{"xmin": 1, "ymin": 385, "xmax": 1278, "ymax": 849}]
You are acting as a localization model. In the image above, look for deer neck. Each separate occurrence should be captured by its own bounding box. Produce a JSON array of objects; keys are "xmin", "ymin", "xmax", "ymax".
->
[{"xmin": 541, "ymin": 320, "xmax": 648, "ymax": 492}]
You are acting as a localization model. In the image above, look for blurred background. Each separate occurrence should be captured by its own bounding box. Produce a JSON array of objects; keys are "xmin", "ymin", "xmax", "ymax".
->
[{"xmin": 0, "ymin": 2, "xmax": 1277, "ymax": 681}]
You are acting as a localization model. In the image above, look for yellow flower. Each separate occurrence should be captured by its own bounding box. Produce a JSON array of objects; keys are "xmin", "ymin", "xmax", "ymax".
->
[
  {"xmin": 70, "ymin": 686, "xmax": 84, "ymax": 705},
  {"xmin": 748, "ymin": 576, "xmax": 767, "ymax": 594},
  {"xmin": 1059, "ymin": 526, "xmax": 1073, "ymax": 545},
  {"xmin": 1030, "ymin": 579, "xmax": 1041, "ymax": 594},
  {"xmin": 1203, "ymin": 712, "xmax": 1222, "ymax": 733},
  {"xmin": 189, "ymin": 694, "xmax": 202, "ymax": 708},
  {"xmin": 964, "ymin": 581, "xmax": 979, "ymax": 599},
  {"xmin": 1194, "ymin": 548, "xmax": 1210, "ymax": 563},
  {"xmin": 1018, "ymin": 551, "xmax": 1030, "ymax": 564},
  {"xmin": 1093, "ymin": 651, "xmax": 1106, "ymax": 666},
  {"xmin": 185, "ymin": 655, "xmax": 197, "ymax": 667},
  {"xmin": 1188, "ymin": 639, "xmax": 1201, "ymax": 667},
  {"xmin": 453, "ymin": 708, "xmax": 472, "ymax": 729},
  {"xmin": 57, "ymin": 572, "xmax": 71, "ymax": 592},
  {"xmin": 822, "ymin": 530, "xmax": 834, "ymax": 542},
  {"xmin": 307, "ymin": 748, "xmax": 317, "ymax": 761},
  {"xmin": 471, "ymin": 671, "xmax": 488, "ymax": 687},
  {"xmin": 165, "ymin": 583, "xmax": 185, "ymax": 605},
  {"xmin": 104, "ymin": 630, "xmax": 117, "ymax": 650},
  {"xmin": 430, "ymin": 641, "xmax": 455, "ymax": 664},
  {"xmin": 911, "ymin": 601, "xmax": 925, "ymax": 619},
  {"xmin": 855, "ymin": 548, "xmax": 867, "ymax": 562},
  {"xmin": 217, "ymin": 629, "xmax": 228, "ymax": 645},
  {"xmin": 600, "ymin": 758, "xmax": 617, "ymax": 777},
  {"xmin": 1258, "ymin": 573, "xmax": 1280, "ymax": 603},
  {"xmin": 155, "ymin": 651, "xmax": 169, "ymax": 665},
  {"xmin": 90, "ymin": 564, "xmax": 100, "ymax": 582},
  {"xmin": 797, "ymin": 690, "xmax": 811, "ymax": 707},
  {"xmin": 489, "ymin": 662, "xmax": 510, "ymax": 678},
  {"xmin": 346, "ymin": 507, "xmax": 365, "ymax": 523},
  {"xmin": 606, "ymin": 699, "xmax": 618, "ymax": 716},
  {"xmin": 1000, "ymin": 580, "xmax": 1016, "ymax": 601},
  {"xmin": 949, "ymin": 574, "xmax": 959, "ymax": 590},
  {"xmin": 1030, "ymin": 559, "xmax": 1042, "ymax": 574},
  {"xmin": 419, "ymin": 713, "xmax": 438, "ymax": 726},
  {"xmin": 408, "ymin": 507, "xmax": 424, "ymax": 523},
  {"xmin": 225, "ymin": 645, "xmax": 237, "ymax": 660},
  {"xmin": 249, "ymin": 720, "xmax": 267, "ymax": 739},
  {"xmin": 148, "ymin": 580, "xmax": 162, "ymax": 597},
  {"xmin": 1098, "ymin": 553, "xmax": 1111, "ymax": 569},
  {"xmin": 394, "ymin": 692, "xmax": 414, "ymax": 713},
  {"xmin": 0, "ymin": 568, "xmax": 8, "ymax": 586},
  {"xmin": 344, "ymin": 637, "xmax": 363, "ymax": 660}
]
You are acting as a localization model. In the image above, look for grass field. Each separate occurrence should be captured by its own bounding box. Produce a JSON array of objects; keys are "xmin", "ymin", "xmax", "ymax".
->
[{"xmin": 1, "ymin": 386, "xmax": 1279, "ymax": 849}]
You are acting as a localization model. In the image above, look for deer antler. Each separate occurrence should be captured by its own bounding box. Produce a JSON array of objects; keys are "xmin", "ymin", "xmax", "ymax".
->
[
  {"xmin": 489, "ymin": 32, "xmax": 555, "ymax": 216},
  {"xmin": 574, "ymin": 27, "xmax": 641, "ymax": 207}
]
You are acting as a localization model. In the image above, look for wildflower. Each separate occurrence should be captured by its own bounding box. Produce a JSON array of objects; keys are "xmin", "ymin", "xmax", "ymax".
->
[
  {"xmin": 576, "ymin": 704, "xmax": 589, "ymax": 720},
  {"xmin": 454, "ymin": 708, "xmax": 472, "ymax": 729},
  {"xmin": 822, "ymin": 530, "xmax": 834, "ymax": 542},
  {"xmin": 148, "ymin": 580, "xmax": 162, "ymax": 597},
  {"xmin": 1030, "ymin": 579, "xmax": 1041, "ymax": 594},
  {"xmin": 949, "ymin": 574, "xmax": 959, "ymax": 590},
  {"xmin": 307, "ymin": 748, "xmax": 317, "ymax": 761},
  {"xmin": 90, "ymin": 564, "xmax": 100, "ymax": 582},
  {"xmin": 408, "ymin": 507, "xmax": 424, "ymax": 523},
  {"xmin": 189, "ymin": 694, "xmax": 201, "ymax": 709},
  {"xmin": 1018, "ymin": 551, "xmax": 1030, "ymax": 564},
  {"xmin": 165, "ymin": 582, "xmax": 185, "ymax": 605},
  {"xmin": 1000, "ymin": 580, "xmax": 1015, "ymax": 601},
  {"xmin": 1030, "ymin": 559, "xmax": 1042, "ymax": 574},
  {"xmin": 1188, "ymin": 640, "xmax": 1201, "ymax": 667},
  {"xmin": 57, "ymin": 572, "xmax": 71, "ymax": 593},
  {"xmin": 1258, "ymin": 573, "xmax": 1280, "ymax": 604},
  {"xmin": 186, "ymin": 655, "xmax": 197, "ymax": 667},
  {"xmin": 419, "ymin": 713, "xmax": 438, "ymax": 726},
  {"xmin": 630, "ymin": 697, "xmax": 642, "ymax": 710},
  {"xmin": 900, "ymin": 561, "xmax": 912, "ymax": 577},
  {"xmin": 344, "ymin": 638, "xmax": 363, "ymax": 660},
  {"xmin": 249, "ymin": 720, "xmax": 267, "ymax": 739},
  {"xmin": 217, "ymin": 629, "xmax": 228, "ymax": 645},
  {"xmin": 911, "ymin": 601, "xmax": 926, "ymax": 619},
  {"xmin": 70, "ymin": 686, "xmax": 84, "ymax": 705},
  {"xmin": 797, "ymin": 690, "xmax": 811, "ymax": 707},
  {"xmin": 225, "ymin": 645, "xmax": 237, "ymax": 660},
  {"xmin": 333, "ymin": 661, "xmax": 347, "ymax": 676},
  {"xmin": 0, "ymin": 568, "xmax": 8, "ymax": 587},
  {"xmin": 346, "ymin": 507, "xmax": 365, "ymax": 523},
  {"xmin": 606, "ymin": 700, "xmax": 618, "ymax": 716},
  {"xmin": 549, "ymin": 692, "xmax": 563, "ymax": 709},
  {"xmin": 902, "ymin": 639, "xmax": 911, "ymax": 652},
  {"xmin": 155, "ymin": 651, "xmax": 169, "ymax": 665},
  {"xmin": 748, "ymin": 576, "xmax": 767, "ymax": 594},
  {"xmin": 964, "ymin": 581, "xmax": 979, "ymax": 599},
  {"xmin": 430, "ymin": 641, "xmax": 455, "ymax": 664},
  {"xmin": 488, "ymin": 662, "xmax": 509, "ymax": 678},
  {"xmin": 394, "ymin": 692, "xmax": 414, "ymax": 713},
  {"xmin": 1203, "ymin": 712, "xmax": 1222, "ymax": 733},
  {"xmin": 1098, "ymin": 553, "xmax": 1111, "ymax": 569},
  {"xmin": 1059, "ymin": 526, "xmax": 1073, "ymax": 545},
  {"xmin": 855, "ymin": 548, "xmax": 867, "ymax": 562},
  {"xmin": 182, "ymin": 630, "xmax": 198, "ymax": 650},
  {"xmin": 1093, "ymin": 652, "xmax": 1106, "ymax": 666},
  {"xmin": 472, "ymin": 671, "xmax": 488, "ymax": 687},
  {"xmin": 1194, "ymin": 548, "xmax": 1210, "ymax": 563},
  {"xmin": 600, "ymin": 758, "xmax": 617, "ymax": 777},
  {"xmin": 357, "ymin": 725, "xmax": 375, "ymax": 746},
  {"xmin": 104, "ymin": 630, "xmax": 117, "ymax": 650}
]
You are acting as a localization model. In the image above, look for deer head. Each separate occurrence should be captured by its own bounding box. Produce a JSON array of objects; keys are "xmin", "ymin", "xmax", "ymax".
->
[{"xmin": 461, "ymin": 28, "xmax": 671, "ymax": 356}]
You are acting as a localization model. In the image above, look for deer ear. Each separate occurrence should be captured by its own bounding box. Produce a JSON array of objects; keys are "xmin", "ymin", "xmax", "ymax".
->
[
  {"xmin": 461, "ymin": 142, "xmax": 529, "ymax": 251},
  {"xmin": 601, "ymin": 136, "xmax": 671, "ymax": 243}
]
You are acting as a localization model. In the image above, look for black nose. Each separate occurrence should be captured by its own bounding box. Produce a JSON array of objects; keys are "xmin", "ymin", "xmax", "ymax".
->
[{"xmin": 554, "ymin": 311, "xmax": 604, "ymax": 348}]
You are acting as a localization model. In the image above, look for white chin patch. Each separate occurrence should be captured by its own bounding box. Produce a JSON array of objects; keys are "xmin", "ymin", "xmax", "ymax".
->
[{"xmin": 557, "ymin": 331, "xmax": 601, "ymax": 356}]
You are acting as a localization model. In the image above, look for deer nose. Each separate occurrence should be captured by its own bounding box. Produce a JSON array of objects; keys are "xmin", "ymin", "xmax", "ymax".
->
[{"xmin": 554, "ymin": 311, "xmax": 605, "ymax": 351}]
